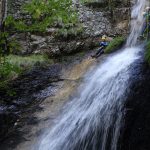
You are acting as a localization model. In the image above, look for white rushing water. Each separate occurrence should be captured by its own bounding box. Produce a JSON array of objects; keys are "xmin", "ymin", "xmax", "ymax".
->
[
  {"xmin": 38, "ymin": 0, "xmax": 147, "ymax": 150},
  {"xmin": 126, "ymin": 0, "xmax": 147, "ymax": 46}
]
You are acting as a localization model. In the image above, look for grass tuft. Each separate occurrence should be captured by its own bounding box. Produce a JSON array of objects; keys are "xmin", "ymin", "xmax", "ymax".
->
[
  {"xmin": 7, "ymin": 54, "xmax": 51, "ymax": 69},
  {"xmin": 104, "ymin": 37, "xmax": 125, "ymax": 54},
  {"xmin": 0, "ymin": 54, "xmax": 52, "ymax": 81}
]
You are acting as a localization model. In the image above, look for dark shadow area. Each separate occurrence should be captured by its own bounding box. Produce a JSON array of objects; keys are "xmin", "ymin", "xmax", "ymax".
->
[
  {"xmin": 0, "ymin": 64, "xmax": 62, "ymax": 149},
  {"xmin": 84, "ymin": 1, "xmax": 130, "ymax": 10},
  {"xmin": 121, "ymin": 60, "xmax": 150, "ymax": 150}
]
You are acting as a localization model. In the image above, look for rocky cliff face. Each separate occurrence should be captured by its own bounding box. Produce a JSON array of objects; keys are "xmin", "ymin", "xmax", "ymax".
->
[
  {"xmin": 7, "ymin": 0, "xmax": 131, "ymax": 56},
  {"xmin": 7, "ymin": 0, "xmax": 28, "ymax": 18},
  {"xmin": 0, "ymin": 0, "xmax": 7, "ymax": 26},
  {"xmin": 0, "ymin": 1, "xmax": 2, "ymax": 24},
  {"xmin": 121, "ymin": 60, "xmax": 150, "ymax": 150}
]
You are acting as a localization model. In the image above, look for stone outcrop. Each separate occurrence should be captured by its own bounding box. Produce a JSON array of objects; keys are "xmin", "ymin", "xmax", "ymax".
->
[
  {"xmin": 0, "ymin": 0, "xmax": 2, "ymax": 24},
  {"xmin": 121, "ymin": 61, "xmax": 150, "ymax": 150},
  {"xmin": 0, "ymin": 0, "xmax": 7, "ymax": 26},
  {"xmin": 7, "ymin": 0, "xmax": 29, "ymax": 18},
  {"xmin": 7, "ymin": 0, "xmax": 131, "ymax": 56}
]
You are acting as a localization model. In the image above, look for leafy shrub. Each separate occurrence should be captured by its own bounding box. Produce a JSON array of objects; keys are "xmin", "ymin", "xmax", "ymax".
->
[
  {"xmin": 0, "ymin": 32, "xmax": 9, "ymax": 58},
  {"xmin": 0, "ymin": 62, "xmax": 22, "ymax": 80},
  {"xmin": 0, "ymin": 31, "xmax": 21, "ymax": 57},
  {"xmin": 104, "ymin": 37, "xmax": 125, "ymax": 53},
  {"xmin": 145, "ymin": 41, "xmax": 150, "ymax": 64}
]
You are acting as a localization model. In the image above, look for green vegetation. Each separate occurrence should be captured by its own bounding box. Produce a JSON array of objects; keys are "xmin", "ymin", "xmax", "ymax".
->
[
  {"xmin": 57, "ymin": 25, "xmax": 83, "ymax": 38},
  {"xmin": 7, "ymin": 54, "xmax": 51, "ymax": 68},
  {"xmin": 0, "ymin": 62, "xmax": 22, "ymax": 80},
  {"xmin": 5, "ymin": 0, "xmax": 78, "ymax": 33},
  {"xmin": 0, "ymin": 52, "xmax": 51, "ymax": 97},
  {"xmin": 0, "ymin": 54, "xmax": 52, "ymax": 95},
  {"xmin": 145, "ymin": 41, "xmax": 150, "ymax": 64},
  {"xmin": 1, "ymin": 0, "xmax": 74, "ymax": 84},
  {"xmin": 0, "ymin": 0, "xmax": 80, "ymax": 61},
  {"xmin": 104, "ymin": 37, "xmax": 125, "ymax": 53},
  {"xmin": 0, "ymin": 31, "xmax": 21, "ymax": 63},
  {"xmin": 0, "ymin": 54, "xmax": 52, "ymax": 81},
  {"xmin": 81, "ymin": 0, "xmax": 94, "ymax": 3}
]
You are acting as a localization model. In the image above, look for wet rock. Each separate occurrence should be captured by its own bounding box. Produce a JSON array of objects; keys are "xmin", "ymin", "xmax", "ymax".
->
[
  {"xmin": 0, "ymin": 111, "xmax": 18, "ymax": 139},
  {"xmin": 14, "ymin": 122, "xmax": 18, "ymax": 126},
  {"xmin": 121, "ymin": 62, "xmax": 150, "ymax": 150},
  {"xmin": 0, "ymin": 63, "xmax": 64, "ymax": 146},
  {"xmin": 0, "ymin": 49, "xmax": 95, "ymax": 149}
]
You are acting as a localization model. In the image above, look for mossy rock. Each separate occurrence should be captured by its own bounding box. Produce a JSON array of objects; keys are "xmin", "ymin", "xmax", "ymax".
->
[
  {"xmin": 104, "ymin": 37, "xmax": 125, "ymax": 54},
  {"xmin": 145, "ymin": 41, "xmax": 150, "ymax": 64},
  {"xmin": 0, "ymin": 54, "xmax": 51, "ymax": 82}
]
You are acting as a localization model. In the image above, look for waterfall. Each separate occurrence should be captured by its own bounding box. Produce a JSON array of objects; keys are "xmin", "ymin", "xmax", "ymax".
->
[
  {"xmin": 126, "ymin": 0, "xmax": 147, "ymax": 46},
  {"xmin": 37, "ymin": 0, "xmax": 147, "ymax": 150}
]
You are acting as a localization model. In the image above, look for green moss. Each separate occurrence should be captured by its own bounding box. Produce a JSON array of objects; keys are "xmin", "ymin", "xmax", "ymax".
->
[
  {"xmin": 104, "ymin": 37, "xmax": 125, "ymax": 54},
  {"xmin": 145, "ymin": 41, "xmax": 150, "ymax": 64},
  {"xmin": 56, "ymin": 25, "xmax": 83, "ymax": 38},
  {"xmin": 7, "ymin": 54, "xmax": 52, "ymax": 68},
  {"xmin": 0, "ymin": 62, "xmax": 22, "ymax": 80}
]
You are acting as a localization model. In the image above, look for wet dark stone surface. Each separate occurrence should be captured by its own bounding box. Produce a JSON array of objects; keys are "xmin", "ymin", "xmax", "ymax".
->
[
  {"xmin": 0, "ymin": 51, "xmax": 93, "ymax": 149},
  {"xmin": 121, "ymin": 61, "xmax": 150, "ymax": 150},
  {"xmin": 0, "ymin": 64, "xmax": 62, "ymax": 148}
]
